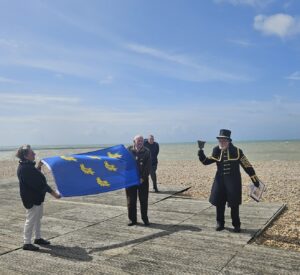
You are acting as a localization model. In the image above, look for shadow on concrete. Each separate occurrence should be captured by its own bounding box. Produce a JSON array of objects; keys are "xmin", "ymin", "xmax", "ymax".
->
[
  {"xmin": 39, "ymin": 244, "xmax": 92, "ymax": 262},
  {"xmin": 225, "ymin": 227, "xmax": 259, "ymax": 235},
  {"xmin": 89, "ymin": 223, "xmax": 201, "ymax": 254},
  {"xmin": 150, "ymin": 190, "xmax": 189, "ymax": 196}
]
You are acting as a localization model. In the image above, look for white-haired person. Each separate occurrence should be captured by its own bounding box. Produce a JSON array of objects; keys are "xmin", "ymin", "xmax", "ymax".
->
[
  {"xmin": 16, "ymin": 145, "xmax": 61, "ymax": 251},
  {"xmin": 126, "ymin": 135, "xmax": 152, "ymax": 226}
]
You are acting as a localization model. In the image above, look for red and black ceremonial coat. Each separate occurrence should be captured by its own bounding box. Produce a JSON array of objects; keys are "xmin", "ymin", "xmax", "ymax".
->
[{"xmin": 198, "ymin": 143, "xmax": 259, "ymax": 207}]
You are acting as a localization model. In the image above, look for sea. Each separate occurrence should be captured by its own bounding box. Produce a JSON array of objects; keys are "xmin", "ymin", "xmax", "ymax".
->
[{"xmin": 1, "ymin": 140, "xmax": 300, "ymax": 161}]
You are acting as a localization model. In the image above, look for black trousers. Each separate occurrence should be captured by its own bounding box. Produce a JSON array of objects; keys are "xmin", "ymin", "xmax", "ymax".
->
[
  {"xmin": 150, "ymin": 164, "xmax": 158, "ymax": 190},
  {"xmin": 125, "ymin": 181, "xmax": 149, "ymax": 223},
  {"xmin": 216, "ymin": 202, "xmax": 240, "ymax": 228}
]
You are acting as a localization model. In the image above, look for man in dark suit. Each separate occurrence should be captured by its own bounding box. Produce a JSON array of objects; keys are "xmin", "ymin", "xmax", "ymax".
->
[
  {"xmin": 144, "ymin": 134, "xmax": 160, "ymax": 192},
  {"xmin": 198, "ymin": 129, "xmax": 260, "ymax": 232},
  {"xmin": 126, "ymin": 135, "xmax": 152, "ymax": 226}
]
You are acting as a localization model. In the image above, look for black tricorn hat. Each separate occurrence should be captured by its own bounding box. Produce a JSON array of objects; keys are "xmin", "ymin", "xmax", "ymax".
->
[{"xmin": 216, "ymin": 129, "xmax": 232, "ymax": 141}]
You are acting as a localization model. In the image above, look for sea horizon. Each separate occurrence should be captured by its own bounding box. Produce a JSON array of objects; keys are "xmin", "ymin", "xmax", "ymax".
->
[
  {"xmin": 1, "ymin": 139, "xmax": 300, "ymax": 161},
  {"xmin": 1, "ymin": 138, "xmax": 300, "ymax": 152}
]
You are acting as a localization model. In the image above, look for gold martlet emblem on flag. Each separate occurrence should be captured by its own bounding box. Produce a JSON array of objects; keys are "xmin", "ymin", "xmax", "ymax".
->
[
  {"xmin": 88, "ymin": 156, "xmax": 101, "ymax": 160},
  {"xmin": 96, "ymin": 177, "xmax": 110, "ymax": 187},
  {"xmin": 80, "ymin": 164, "xmax": 95, "ymax": 175},
  {"xmin": 61, "ymin": 156, "xmax": 77, "ymax": 162},
  {"xmin": 107, "ymin": 152, "xmax": 122, "ymax": 159},
  {"xmin": 104, "ymin": 161, "xmax": 117, "ymax": 171}
]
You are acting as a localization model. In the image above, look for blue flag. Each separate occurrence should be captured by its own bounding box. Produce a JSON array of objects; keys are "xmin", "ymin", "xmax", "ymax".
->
[{"xmin": 42, "ymin": 144, "xmax": 140, "ymax": 197}]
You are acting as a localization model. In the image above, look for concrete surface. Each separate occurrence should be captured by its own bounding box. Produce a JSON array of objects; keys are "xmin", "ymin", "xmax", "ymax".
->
[{"xmin": 0, "ymin": 180, "xmax": 299, "ymax": 274}]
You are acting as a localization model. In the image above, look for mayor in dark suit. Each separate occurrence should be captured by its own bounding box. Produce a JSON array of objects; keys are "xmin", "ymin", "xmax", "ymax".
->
[
  {"xmin": 126, "ymin": 135, "xmax": 152, "ymax": 226},
  {"xmin": 198, "ymin": 129, "xmax": 260, "ymax": 232}
]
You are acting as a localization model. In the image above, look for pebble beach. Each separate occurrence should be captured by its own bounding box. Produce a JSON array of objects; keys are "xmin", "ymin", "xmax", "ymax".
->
[
  {"xmin": 0, "ymin": 142, "xmax": 299, "ymax": 252},
  {"xmin": 156, "ymin": 159, "xmax": 300, "ymax": 252}
]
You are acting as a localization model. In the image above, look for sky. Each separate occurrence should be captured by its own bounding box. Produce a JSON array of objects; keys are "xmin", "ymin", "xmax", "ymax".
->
[{"xmin": 0, "ymin": 0, "xmax": 300, "ymax": 146}]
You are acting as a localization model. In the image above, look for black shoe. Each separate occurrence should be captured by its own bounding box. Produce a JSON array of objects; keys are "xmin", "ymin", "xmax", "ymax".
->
[
  {"xmin": 154, "ymin": 188, "xmax": 159, "ymax": 193},
  {"xmin": 127, "ymin": 221, "xmax": 137, "ymax": 226},
  {"xmin": 215, "ymin": 224, "xmax": 225, "ymax": 231},
  {"xmin": 23, "ymin": 244, "xmax": 40, "ymax": 251},
  {"xmin": 34, "ymin": 238, "xmax": 51, "ymax": 245},
  {"xmin": 233, "ymin": 226, "xmax": 241, "ymax": 233}
]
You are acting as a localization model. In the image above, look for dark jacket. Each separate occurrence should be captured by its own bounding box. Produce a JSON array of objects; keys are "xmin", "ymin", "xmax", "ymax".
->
[
  {"xmin": 127, "ymin": 146, "xmax": 151, "ymax": 183},
  {"xmin": 198, "ymin": 143, "xmax": 259, "ymax": 207},
  {"xmin": 17, "ymin": 160, "xmax": 53, "ymax": 209},
  {"xmin": 144, "ymin": 141, "xmax": 159, "ymax": 165}
]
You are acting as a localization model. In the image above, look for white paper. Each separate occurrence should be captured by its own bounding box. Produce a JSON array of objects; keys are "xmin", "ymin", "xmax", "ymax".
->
[{"xmin": 249, "ymin": 180, "xmax": 266, "ymax": 202}]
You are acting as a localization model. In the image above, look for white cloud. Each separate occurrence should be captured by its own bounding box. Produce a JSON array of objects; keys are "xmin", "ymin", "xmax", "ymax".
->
[
  {"xmin": 1, "ymin": 96, "xmax": 299, "ymax": 145},
  {"xmin": 41, "ymin": 2, "xmax": 123, "ymax": 46},
  {"xmin": 214, "ymin": 0, "xmax": 274, "ymax": 8},
  {"xmin": 0, "ymin": 38, "xmax": 251, "ymax": 84},
  {"xmin": 254, "ymin": 14, "xmax": 300, "ymax": 38},
  {"xmin": 228, "ymin": 39, "xmax": 254, "ymax": 47},
  {"xmin": 125, "ymin": 43, "xmax": 251, "ymax": 82},
  {"xmin": 286, "ymin": 71, "xmax": 300, "ymax": 80},
  {"xmin": 0, "ymin": 93, "xmax": 80, "ymax": 105},
  {"xmin": 126, "ymin": 43, "xmax": 185, "ymax": 64},
  {"xmin": 0, "ymin": 13, "xmax": 252, "ymax": 85},
  {"xmin": 13, "ymin": 58, "xmax": 100, "ymax": 79}
]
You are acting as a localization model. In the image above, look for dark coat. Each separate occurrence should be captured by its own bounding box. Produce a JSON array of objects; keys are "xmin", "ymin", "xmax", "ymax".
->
[
  {"xmin": 198, "ymin": 143, "xmax": 259, "ymax": 207},
  {"xmin": 17, "ymin": 160, "xmax": 53, "ymax": 209},
  {"xmin": 126, "ymin": 146, "xmax": 151, "ymax": 222},
  {"xmin": 144, "ymin": 141, "xmax": 159, "ymax": 165},
  {"xmin": 127, "ymin": 146, "xmax": 151, "ymax": 183}
]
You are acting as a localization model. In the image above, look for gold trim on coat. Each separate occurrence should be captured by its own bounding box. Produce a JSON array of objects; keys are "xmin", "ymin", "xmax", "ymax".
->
[
  {"xmin": 227, "ymin": 148, "xmax": 240, "ymax": 161},
  {"xmin": 210, "ymin": 150, "xmax": 223, "ymax": 162}
]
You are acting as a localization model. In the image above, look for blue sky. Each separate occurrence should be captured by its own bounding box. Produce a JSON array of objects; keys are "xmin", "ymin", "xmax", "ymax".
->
[{"xmin": 0, "ymin": 0, "xmax": 300, "ymax": 145}]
